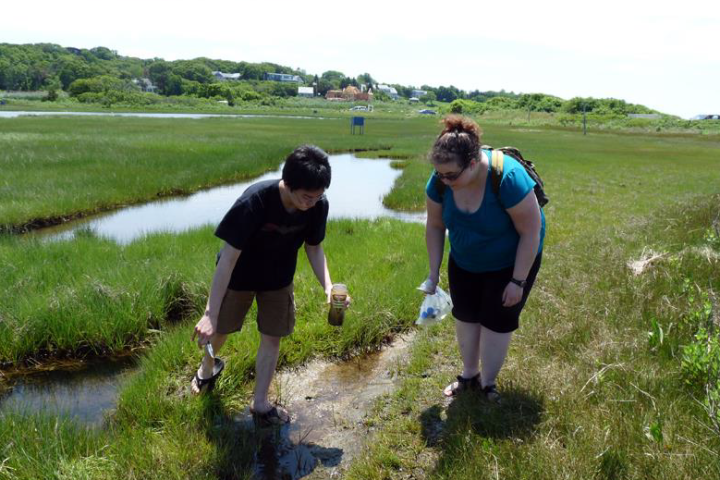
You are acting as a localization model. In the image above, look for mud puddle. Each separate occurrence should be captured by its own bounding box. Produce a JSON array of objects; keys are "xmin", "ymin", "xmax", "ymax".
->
[{"xmin": 234, "ymin": 332, "xmax": 415, "ymax": 479}]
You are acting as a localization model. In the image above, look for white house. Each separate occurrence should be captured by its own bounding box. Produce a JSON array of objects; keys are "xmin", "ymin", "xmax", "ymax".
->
[
  {"xmin": 133, "ymin": 77, "xmax": 158, "ymax": 93},
  {"xmin": 264, "ymin": 73, "xmax": 304, "ymax": 83},
  {"xmin": 377, "ymin": 84, "xmax": 399, "ymax": 100},
  {"xmin": 212, "ymin": 71, "xmax": 241, "ymax": 81},
  {"xmin": 411, "ymin": 89, "xmax": 427, "ymax": 99},
  {"xmin": 298, "ymin": 86, "xmax": 314, "ymax": 98}
]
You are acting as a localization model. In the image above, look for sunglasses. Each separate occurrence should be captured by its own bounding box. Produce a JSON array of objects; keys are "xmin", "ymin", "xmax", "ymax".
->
[{"xmin": 434, "ymin": 163, "xmax": 469, "ymax": 182}]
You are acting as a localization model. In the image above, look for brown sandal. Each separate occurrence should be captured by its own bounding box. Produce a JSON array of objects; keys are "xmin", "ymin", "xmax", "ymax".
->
[{"xmin": 443, "ymin": 373, "xmax": 481, "ymax": 397}]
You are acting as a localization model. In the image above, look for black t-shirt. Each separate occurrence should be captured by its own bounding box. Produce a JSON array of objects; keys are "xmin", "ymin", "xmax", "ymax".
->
[{"xmin": 215, "ymin": 179, "xmax": 328, "ymax": 291}]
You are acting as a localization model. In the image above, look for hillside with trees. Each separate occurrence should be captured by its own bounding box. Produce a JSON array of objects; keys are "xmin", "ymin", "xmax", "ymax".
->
[{"xmin": 0, "ymin": 42, "xmax": 660, "ymax": 116}]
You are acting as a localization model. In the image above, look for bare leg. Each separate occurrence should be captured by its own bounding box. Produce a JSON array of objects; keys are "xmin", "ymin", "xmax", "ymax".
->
[
  {"xmin": 251, "ymin": 333, "xmax": 282, "ymax": 412},
  {"xmin": 479, "ymin": 326, "xmax": 512, "ymax": 388},
  {"xmin": 455, "ymin": 320, "xmax": 483, "ymax": 379},
  {"xmin": 191, "ymin": 333, "xmax": 228, "ymax": 394}
]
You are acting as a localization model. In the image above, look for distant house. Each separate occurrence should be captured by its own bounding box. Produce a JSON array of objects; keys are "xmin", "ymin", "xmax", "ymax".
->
[
  {"xmin": 691, "ymin": 114, "xmax": 720, "ymax": 120},
  {"xmin": 325, "ymin": 89, "xmax": 344, "ymax": 100},
  {"xmin": 627, "ymin": 114, "xmax": 661, "ymax": 119},
  {"xmin": 298, "ymin": 86, "xmax": 314, "ymax": 98},
  {"xmin": 213, "ymin": 71, "xmax": 241, "ymax": 81},
  {"xmin": 264, "ymin": 73, "xmax": 304, "ymax": 83},
  {"xmin": 133, "ymin": 78, "xmax": 158, "ymax": 93},
  {"xmin": 411, "ymin": 89, "xmax": 427, "ymax": 99},
  {"xmin": 377, "ymin": 84, "xmax": 399, "ymax": 100},
  {"xmin": 325, "ymin": 86, "xmax": 373, "ymax": 101}
]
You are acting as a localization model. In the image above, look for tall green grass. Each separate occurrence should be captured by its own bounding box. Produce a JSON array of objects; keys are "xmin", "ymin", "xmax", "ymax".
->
[
  {"xmin": 0, "ymin": 219, "xmax": 427, "ymax": 479},
  {"xmin": 0, "ymin": 115, "xmax": 438, "ymax": 231},
  {"xmin": 0, "ymin": 219, "xmax": 426, "ymax": 366},
  {"xmin": 1, "ymin": 116, "xmax": 720, "ymax": 478}
]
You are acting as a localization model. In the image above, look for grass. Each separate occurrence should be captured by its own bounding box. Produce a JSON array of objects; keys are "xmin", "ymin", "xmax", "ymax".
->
[
  {"xmin": 0, "ymin": 219, "xmax": 426, "ymax": 366},
  {"xmin": 0, "ymin": 115, "xmax": 437, "ymax": 232},
  {"xmin": 0, "ymin": 219, "xmax": 427, "ymax": 478},
  {"xmin": 0, "ymin": 115, "xmax": 719, "ymax": 478},
  {"xmin": 345, "ymin": 195, "xmax": 720, "ymax": 480}
]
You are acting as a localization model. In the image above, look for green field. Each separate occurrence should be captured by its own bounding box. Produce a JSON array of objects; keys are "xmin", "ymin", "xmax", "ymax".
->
[{"xmin": 0, "ymin": 114, "xmax": 719, "ymax": 479}]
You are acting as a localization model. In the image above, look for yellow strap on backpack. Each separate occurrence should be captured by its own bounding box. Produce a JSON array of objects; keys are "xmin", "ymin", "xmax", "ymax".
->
[
  {"xmin": 492, "ymin": 150, "xmax": 504, "ymax": 174},
  {"xmin": 490, "ymin": 150, "xmax": 504, "ymax": 204}
]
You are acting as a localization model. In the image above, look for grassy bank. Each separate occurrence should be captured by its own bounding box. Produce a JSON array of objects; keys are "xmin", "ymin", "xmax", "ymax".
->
[
  {"xmin": 4, "ymin": 113, "xmax": 719, "ymax": 234},
  {"xmin": 1, "ymin": 115, "xmax": 720, "ymax": 478},
  {"xmin": 0, "ymin": 219, "xmax": 425, "ymax": 367},
  {"xmin": 0, "ymin": 219, "xmax": 427, "ymax": 478},
  {"xmin": 0, "ymin": 115, "xmax": 437, "ymax": 232},
  {"xmin": 346, "ymin": 195, "xmax": 720, "ymax": 480}
]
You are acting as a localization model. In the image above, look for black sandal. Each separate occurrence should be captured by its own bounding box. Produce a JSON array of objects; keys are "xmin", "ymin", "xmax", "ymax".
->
[
  {"xmin": 191, "ymin": 357, "xmax": 225, "ymax": 394},
  {"xmin": 443, "ymin": 372, "xmax": 481, "ymax": 397},
  {"xmin": 481, "ymin": 384, "xmax": 501, "ymax": 403}
]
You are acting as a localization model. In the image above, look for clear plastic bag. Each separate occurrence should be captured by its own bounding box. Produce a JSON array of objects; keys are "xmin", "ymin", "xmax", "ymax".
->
[{"xmin": 416, "ymin": 286, "xmax": 453, "ymax": 326}]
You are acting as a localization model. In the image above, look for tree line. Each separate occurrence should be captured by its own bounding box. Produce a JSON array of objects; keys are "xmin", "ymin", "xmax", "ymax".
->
[{"xmin": 0, "ymin": 43, "xmax": 659, "ymax": 115}]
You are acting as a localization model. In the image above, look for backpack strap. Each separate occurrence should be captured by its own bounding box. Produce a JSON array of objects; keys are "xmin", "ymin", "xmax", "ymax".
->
[
  {"xmin": 434, "ymin": 173, "xmax": 446, "ymax": 201},
  {"xmin": 490, "ymin": 150, "xmax": 504, "ymax": 204}
]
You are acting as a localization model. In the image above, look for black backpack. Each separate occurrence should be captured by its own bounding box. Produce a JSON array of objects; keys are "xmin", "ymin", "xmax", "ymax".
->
[{"xmin": 434, "ymin": 146, "xmax": 549, "ymax": 208}]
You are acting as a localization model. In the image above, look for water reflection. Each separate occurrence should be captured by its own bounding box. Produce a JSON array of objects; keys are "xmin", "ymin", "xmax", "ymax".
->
[
  {"xmin": 0, "ymin": 111, "xmax": 324, "ymax": 120},
  {"xmin": 35, "ymin": 154, "xmax": 425, "ymax": 244},
  {"xmin": 0, "ymin": 356, "xmax": 136, "ymax": 426},
  {"xmin": 252, "ymin": 425, "xmax": 343, "ymax": 480}
]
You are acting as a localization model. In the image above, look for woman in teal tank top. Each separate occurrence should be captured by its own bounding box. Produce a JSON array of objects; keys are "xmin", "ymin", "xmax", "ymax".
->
[{"xmin": 422, "ymin": 115, "xmax": 545, "ymax": 402}]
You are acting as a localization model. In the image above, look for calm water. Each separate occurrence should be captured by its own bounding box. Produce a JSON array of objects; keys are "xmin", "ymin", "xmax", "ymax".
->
[
  {"xmin": 0, "ymin": 111, "xmax": 324, "ymax": 120},
  {"xmin": 35, "ymin": 154, "xmax": 425, "ymax": 244},
  {"xmin": 0, "ymin": 357, "xmax": 136, "ymax": 426}
]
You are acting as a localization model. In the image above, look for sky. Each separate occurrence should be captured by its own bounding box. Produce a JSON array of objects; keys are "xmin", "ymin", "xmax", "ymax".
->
[{"xmin": 4, "ymin": 0, "xmax": 719, "ymax": 118}]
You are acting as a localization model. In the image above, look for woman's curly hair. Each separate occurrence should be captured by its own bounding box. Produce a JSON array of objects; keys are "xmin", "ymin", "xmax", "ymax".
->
[{"xmin": 430, "ymin": 115, "xmax": 483, "ymax": 167}]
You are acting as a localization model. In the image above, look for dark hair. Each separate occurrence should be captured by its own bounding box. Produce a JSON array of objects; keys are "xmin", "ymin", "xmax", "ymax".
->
[
  {"xmin": 282, "ymin": 145, "xmax": 331, "ymax": 191},
  {"xmin": 430, "ymin": 115, "xmax": 483, "ymax": 168}
]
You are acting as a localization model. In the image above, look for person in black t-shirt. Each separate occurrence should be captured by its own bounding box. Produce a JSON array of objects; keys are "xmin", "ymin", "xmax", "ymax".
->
[{"xmin": 191, "ymin": 145, "xmax": 346, "ymax": 425}]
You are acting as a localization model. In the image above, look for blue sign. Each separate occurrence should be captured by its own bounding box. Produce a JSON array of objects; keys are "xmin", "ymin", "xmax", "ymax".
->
[{"xmin": 350, "ymin": 116, "xmax": 365, "ymax": 134}]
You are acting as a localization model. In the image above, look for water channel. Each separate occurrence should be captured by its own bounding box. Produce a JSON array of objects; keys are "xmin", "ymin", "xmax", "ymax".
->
[
  {"xmin": 33, "ymin": 153, "xmax": 425, "ymax": 244},
  {"xmin": 0, "ymin": 110, "xmax": 325, "ymax": 120},
  {"xmin": 2, "ymin": 153, "xmax": 428, "ymax": 478}
]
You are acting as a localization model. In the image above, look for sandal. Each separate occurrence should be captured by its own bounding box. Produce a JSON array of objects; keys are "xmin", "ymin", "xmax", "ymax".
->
[
  {"xmin": 191, "ymin": 357, "xmax": 225, "ymax": 394},
  {"xmin": 443, "ymin": 372, "xmax": 481, "ymax": 397},
  {"xmin": 250, "ymin": 405, "xmax": 291, "ymax": 427},
  {"xmin": 482, "ymin": 384, "xmax": 502, "ymax": 403}
]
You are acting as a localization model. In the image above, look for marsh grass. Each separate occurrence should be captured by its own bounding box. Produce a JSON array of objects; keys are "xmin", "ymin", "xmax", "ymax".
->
[
  {"xmin": 1, "ymin": 116, "xmax": 720, "ymax": 478},
  {"xmin": 344, "ymin": 199, "xmax": 720, "ymax": 479},
  {"xmin": 0, "ymin": 219, "xmax": 427, "ymax": 478},
  {"xmin": 0, "ymin": 115, "xmax": 438, "ymax": 232}
]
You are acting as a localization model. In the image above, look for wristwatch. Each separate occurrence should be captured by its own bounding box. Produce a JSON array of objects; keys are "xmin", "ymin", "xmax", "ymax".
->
[{"xmin": 510, "ymin": 277, "xmax": 527, "ymax": 288}]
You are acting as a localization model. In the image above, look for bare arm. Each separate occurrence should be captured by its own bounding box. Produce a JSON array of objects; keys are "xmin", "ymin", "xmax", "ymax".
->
[
  {"xmin": 503, "ymin": 192, "xmax": 542, "ymax": 306},
  {"xmin": 304, "ymin": 242, "xmax": 332, "ymax": 302},
  {"xmin": 193, "ymin": 242, "xmax": 241, "ymax": 345},
  {"xmin": 425, "ymin": 195, "xmax": 446, "ymax": 292}
]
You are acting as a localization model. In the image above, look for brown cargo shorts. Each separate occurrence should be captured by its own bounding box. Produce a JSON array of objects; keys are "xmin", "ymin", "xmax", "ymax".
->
[{"xmin": 215, "ymin": 284, "xmax": 296, "ymax": 338}]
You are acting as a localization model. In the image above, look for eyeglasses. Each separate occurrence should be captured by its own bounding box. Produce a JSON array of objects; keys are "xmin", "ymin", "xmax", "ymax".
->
[
  {"xmin": 434, "ymin": 163, "xmax": 468, "ymax": 182},
  {"xmin": 296, "ymin": 191, "xmax": 325, "ymax": 206}
]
